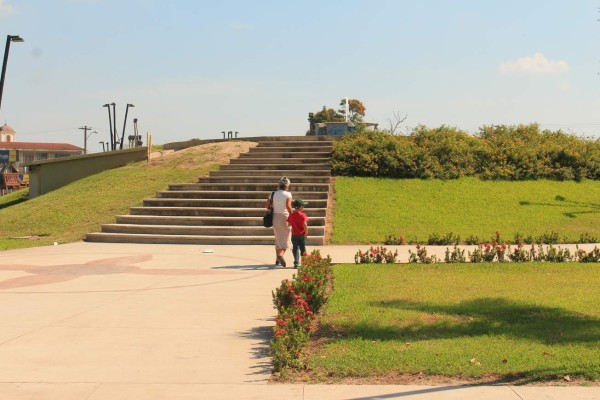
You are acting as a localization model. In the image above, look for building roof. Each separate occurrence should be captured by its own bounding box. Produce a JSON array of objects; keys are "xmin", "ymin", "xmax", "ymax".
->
[
  {"xmin": 0, "ymin": 142, "xmax": 83, "ymax": 151},
  {"xmin": 0, "ymin": 124, "xmax": 16, "ymax": 133}
]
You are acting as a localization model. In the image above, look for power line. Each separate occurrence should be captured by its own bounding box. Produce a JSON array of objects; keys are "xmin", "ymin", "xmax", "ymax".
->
[{"xmin": 19, "ymin": 127, "xmax": 80, "ymax": 135}]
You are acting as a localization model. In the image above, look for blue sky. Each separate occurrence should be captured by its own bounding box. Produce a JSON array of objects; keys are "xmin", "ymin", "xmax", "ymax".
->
[{"xmin": 0, "ymin": 0, "xmax": 599, "ymax": 153}]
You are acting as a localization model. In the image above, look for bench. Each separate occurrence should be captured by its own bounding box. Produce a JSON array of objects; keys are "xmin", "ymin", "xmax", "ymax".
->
[{"xmin": 1, "ymin": 173, "xmax": 21, "ymax": 194}]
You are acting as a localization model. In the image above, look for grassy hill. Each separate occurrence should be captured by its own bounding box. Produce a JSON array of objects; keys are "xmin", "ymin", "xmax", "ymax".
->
[{"xmin": 0, "ymin": 142, "xmax": 254, "ymax": 250}]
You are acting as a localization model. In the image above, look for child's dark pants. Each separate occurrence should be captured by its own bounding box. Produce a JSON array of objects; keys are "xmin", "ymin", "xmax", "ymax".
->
[{"xmin": 291, "ymin": 234, "xmax": 307, "ymax": 267}]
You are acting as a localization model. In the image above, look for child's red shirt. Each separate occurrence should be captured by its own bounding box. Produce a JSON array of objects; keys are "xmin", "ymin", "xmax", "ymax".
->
[{"xmin": 287, "ymin": 211, "xmax": 308, "ymax": 235}]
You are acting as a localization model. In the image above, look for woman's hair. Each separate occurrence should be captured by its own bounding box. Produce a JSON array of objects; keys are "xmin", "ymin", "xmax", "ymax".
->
[{"xmin": 279, "ymin": 176, "xmax": 290, "ymax": 189}]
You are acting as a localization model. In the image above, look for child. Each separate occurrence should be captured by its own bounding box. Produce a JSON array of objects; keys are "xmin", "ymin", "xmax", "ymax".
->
[{"xmin": 287, "ymin": 199, "xmax": 309, "ymax": 268}]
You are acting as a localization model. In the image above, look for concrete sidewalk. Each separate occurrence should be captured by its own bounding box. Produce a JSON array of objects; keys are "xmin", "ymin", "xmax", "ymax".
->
[{"xmin": 0, "ymin": 242, "xmax": 598, "ymax": 399}]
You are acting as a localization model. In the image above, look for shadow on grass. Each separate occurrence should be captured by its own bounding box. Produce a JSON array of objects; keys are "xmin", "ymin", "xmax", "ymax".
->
[
  {"xmin": 519, "ymin": 195, "xmax": 599, "ymax": 219},
  {"xmin": 0, "ymin": 195, "xmax": 27, "ymax": 210},
  {"xmin": 344, "ymin": 365, "xmax": 593, "ymax": 397},
  {"xmin": 317, "ymin": 298, "xmax": 600, "ymax": 382},
  {"xmin": 328, "ymin": 297, "xmax": 600, "ymax": 345}
]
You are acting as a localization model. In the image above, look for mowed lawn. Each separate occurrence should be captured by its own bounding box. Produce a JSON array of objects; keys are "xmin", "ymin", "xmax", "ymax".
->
[
  {"xmin": 331, "ymin": 177, "xmax": 600, "ymax": 243},
  {"xmin": 307, "ymin": 263, "xmax": 600, "ymax": 383}
]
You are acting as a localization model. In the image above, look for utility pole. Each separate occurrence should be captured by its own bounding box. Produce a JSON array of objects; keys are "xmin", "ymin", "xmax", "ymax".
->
[{"xmin": 78, "ymin": 125, "xmax": 93, "ymax": 154}]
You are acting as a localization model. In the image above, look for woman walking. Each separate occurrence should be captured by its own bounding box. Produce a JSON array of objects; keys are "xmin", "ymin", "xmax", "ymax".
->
[{"xmin": 265, "ymin": 177, "xmax": 293, "ymax": 267}]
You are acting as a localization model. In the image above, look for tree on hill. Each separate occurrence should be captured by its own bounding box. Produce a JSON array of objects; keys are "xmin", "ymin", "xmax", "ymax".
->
[
  {"xmin": 311, "ymin": 99, "xmax": 367, "ymax": 124},
  {"xmin": 312, "ymin": 106, "xmax": 345, "ymax": 123},
  {"xmin": 338, "ymin": 98, "xmax": 366, "ymax": 124}
]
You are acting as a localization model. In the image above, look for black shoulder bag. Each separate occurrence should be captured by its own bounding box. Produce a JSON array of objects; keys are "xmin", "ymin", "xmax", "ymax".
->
[{"xmin": 263, "ymin": 191, "xmax": 275, "ymax": 228}]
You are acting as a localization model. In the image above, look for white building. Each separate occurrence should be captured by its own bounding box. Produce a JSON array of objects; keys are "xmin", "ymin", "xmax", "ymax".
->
[{"xmin": 0, "ymin": 124, "xmax": 84, "ymax": 174}]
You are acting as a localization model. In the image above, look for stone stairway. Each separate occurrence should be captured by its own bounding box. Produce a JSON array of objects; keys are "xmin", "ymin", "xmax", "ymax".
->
[{"xmin": 85, "ymin": 136, "xmax": 334, "ymax": 245}]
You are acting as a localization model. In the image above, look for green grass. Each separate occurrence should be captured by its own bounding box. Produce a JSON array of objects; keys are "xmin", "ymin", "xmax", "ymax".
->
[
  {"xmin": 0, "ymin": 143, "xmax": 249, "ymax": 250},
  {"xmin": 332, "ymin": 177, "xmax": 600, "ymax": 243},
  {"xmin": 307, "ymin": 263, "xmax": 600, "ymax": 383}
]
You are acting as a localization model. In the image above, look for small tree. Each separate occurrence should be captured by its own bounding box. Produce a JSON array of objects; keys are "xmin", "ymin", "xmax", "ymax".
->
[
  {"xmin": 387, "ymin": 111, "xmax": 408, "ymax": 134},
  {"xmin": 312, "ymin": 106, "xmax": 345, "ymax": 123},
  {"xmin": 338, "ymin": 98, "xmax": 366, "ymax": 124}
]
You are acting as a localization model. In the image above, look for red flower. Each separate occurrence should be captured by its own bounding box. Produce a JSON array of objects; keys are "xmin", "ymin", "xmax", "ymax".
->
[{"xmin": 275, "ymin": 328, "xmax": 284, "ymax": 337}]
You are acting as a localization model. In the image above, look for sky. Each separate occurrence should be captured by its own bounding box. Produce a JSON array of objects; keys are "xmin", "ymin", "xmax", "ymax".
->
[{"xmin": 0, "ymin": 0, "xmax": 599, "ymax": 153}]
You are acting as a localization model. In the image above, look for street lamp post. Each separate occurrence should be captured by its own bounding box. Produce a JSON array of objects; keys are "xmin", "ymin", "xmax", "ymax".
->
[
  {"xmin": 102, "ymin": 103, "xmax": 114, "ymax": 151},
  {"xmin": 0, "ymin": 35, "xmax": 24, "ymax": 113},
  {"xmin": 111, "ymin": 103, "xmax": 117, "ymax": 150},
  {"xmin": 119, "ymin": 103, "xmax": 134, "ymax": 150}
]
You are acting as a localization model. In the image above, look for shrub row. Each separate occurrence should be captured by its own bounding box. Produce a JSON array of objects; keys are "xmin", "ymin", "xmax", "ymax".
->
[
  {"xmin": 270, "ymin": 250, "xmax": 333, "ymax": 371},
  {"xmin": 384, "ymin": 231, "xmax": 599, "ymax": 246},
  {"xmin": 354, "ymin": 244, "xmax": 600, "ymax": 264},
  {"xmin": 331, "ymin": 125, "xmax": 600, "ymax": 181}
]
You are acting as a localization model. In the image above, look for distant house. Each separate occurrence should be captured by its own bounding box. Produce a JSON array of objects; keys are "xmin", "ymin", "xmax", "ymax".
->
[
  {"xmin": 0, "ymin": 124, "xmax": 84, "ymax": 174},
  {"xmin": 307, "ymin": 114, "xmax": 378, "ymax": 136},
  {"xmin": 313, "ymin": 121, "xmax": 379, "ymax": 136}
]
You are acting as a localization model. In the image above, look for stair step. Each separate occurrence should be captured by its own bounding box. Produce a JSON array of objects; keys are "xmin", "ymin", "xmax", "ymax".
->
[
  {"xmin": 222, "ymin": 163, "xmax": 330, "ymax": 170},
  {"xmin": 129, "ymin": 207, "xmax": 327, "ymax": 217},
  {"xmin": 251, "ymin": 146, "xmax": 333, "ymax": 152},
  {"xmin": 143, "ymin": 198, "xmax": 328, "ymax": 208},
  {"xmin": 229, "ymin": 158, "xmax": 329, "ymax": 164},
  {"xmin": 115, "ymin": 215, "xmax": 326, "ymax": 226},
  {"xmin": 168, "ymin": 183, "xmax": 330, "ymax": 192},
  {"xmin": 256, "ymin": 141, "xmax": 334, "ymax": 147},
  {"xmin": 198, "ymin": 176, "xmax": 330, "ymax": 184},
  {"xmin": 156, "ymin": 190, "xmax": 329, "ymax": 200},
  {"xmin": 209, "ymin": 170, "xmax": 330, "ymax": 177},
  {"xmin": 240, "ymin": 151, "xmax": 331, "ymax": 159},
  {"xmin": 85, "ymin": 232, "xmax": 325, "ymax": 246},
  {"xmin": 100, "ymin": 224, "xmax": 325, "ymax": 236}
]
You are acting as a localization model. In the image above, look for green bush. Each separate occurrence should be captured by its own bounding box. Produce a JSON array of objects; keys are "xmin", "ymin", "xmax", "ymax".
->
[
  {"xmin": 270, "ymin": 250, "xmax": 333, "ymax": 371},
  {"xmin": 331, "ymin": 124, "xmax": 600, "ymax": 181}
]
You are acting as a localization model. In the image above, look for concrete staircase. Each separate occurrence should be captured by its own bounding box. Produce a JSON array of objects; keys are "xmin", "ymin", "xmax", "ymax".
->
[{"xmin": 85, "ymin": 136, "xmax": 334, "ymax": 245}]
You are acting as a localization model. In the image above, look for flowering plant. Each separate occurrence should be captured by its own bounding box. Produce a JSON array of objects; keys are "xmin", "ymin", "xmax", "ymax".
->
[
  {"xmin": 408, "ymin": 245, "xmax": 438, "ymax": 264},
  {"xmin": 354, "ymin": 246, "xmax": 398, "ymax": 264},
  {"xmin": 270, "ymin": 250, "xmax": 333, "ymax": 371},
  {"xmin": 574, "ymin": 246, "xmax": 600, "ymax": 263},
  {"xmin": 444, "ymin": 246, "xmax": 467, "ymax": 263}
]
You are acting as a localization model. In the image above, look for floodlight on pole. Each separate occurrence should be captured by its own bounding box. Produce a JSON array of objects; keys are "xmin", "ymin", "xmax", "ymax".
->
[{"xmin": 0, "ymin": 35, "xmax": 25, "ymax": 113}]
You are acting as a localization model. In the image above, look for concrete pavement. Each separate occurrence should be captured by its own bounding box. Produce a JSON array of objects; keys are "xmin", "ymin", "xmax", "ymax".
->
[{"xmin": 0, "ymin": 242, "xmax": 598, "ymax": 399}]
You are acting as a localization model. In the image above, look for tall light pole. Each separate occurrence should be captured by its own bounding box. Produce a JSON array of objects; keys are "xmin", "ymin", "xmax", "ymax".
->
[
  {"xmin": 111, "ymin": 102, "xmax": 117, "ymax": 150},
  {"xmin": 119, "ymin": 103, "xmax": 134, "ymax": 150},
  {"xmin": 0, "ymin": 35, "xmax": 25, "ymax": 113},
  {"xmin": 103, "ymin": 103, "xmax": 114, "ymax": 151}
]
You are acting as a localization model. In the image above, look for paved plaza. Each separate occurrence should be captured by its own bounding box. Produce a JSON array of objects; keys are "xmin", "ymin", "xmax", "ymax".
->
[{"xmin": 0, "ymin": 242, "xmax": 598, "ymax": 399}]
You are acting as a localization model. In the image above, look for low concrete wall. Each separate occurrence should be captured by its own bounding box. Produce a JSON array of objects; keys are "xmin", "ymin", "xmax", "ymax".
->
[{"xmin": 27, "ymin": 147, "xmax": 148, "ymax": 198}]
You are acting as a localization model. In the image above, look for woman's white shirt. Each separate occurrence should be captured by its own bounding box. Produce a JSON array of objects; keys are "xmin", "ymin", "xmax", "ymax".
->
[{"xmin": 272, "ymin": 190, "xmax": 292, "ymax": 215}]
